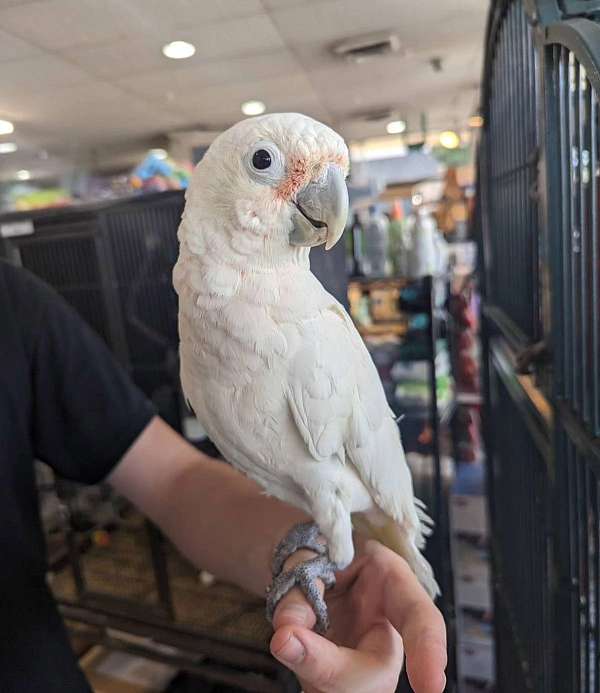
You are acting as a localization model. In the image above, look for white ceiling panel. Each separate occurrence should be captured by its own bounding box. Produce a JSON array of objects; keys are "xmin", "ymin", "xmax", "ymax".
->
[
  {"xmin": 0, "ymin": 0, "xmax": 140, "ymax": 50},
  {"xmin": 0, "ymin": 0, "xmax": 488, "ymax": 175},
  {"xmin": 115, "ymin": 49, "xmax": 302, "ymax": 103},
  {"xmin": 119, "ymin": 0, "xmax": 266, "ymax": 29},
  {"xmin": 268, "ymin": 0, "xmax": 420, "ymax": 46},
  {"xmin": 0, "ymin": 27, "xmax": 40, "ymax": 61},
  {"xmin": 0, "ymin": 0, "xmax": 49, "ymax": 7},
  {"xmin": 173, "ymin": 72, "xmax": 325, "ymax": 116},
  {"xmin": 173, "ymin": 15, "xmax": 285, "ymax": 61},
  {"xmin": 0, "ymin": 54, "xmax": 90, "ymax": 96}
]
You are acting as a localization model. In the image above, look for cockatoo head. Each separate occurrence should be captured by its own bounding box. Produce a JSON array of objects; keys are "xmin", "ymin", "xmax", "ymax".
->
[{"xmin": 183, "ymin": 113, "xmax": 349, "ymax": 268}]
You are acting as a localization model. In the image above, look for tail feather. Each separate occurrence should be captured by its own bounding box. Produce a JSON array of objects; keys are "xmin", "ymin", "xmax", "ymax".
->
[{"xmin": 354, "ymin": 510, "xmax": 440, "ymax": 599}]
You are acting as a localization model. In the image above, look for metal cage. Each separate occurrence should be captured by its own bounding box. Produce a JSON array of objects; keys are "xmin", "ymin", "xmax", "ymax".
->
[{"xmin": 479, "ymin": 1, "xmax": 600, "ymax": 691}]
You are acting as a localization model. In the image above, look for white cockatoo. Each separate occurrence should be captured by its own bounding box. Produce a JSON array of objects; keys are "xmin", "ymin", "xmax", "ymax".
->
[{"xmin": 174, "ymin": 113, "xmax": 438, "ymax": 630}]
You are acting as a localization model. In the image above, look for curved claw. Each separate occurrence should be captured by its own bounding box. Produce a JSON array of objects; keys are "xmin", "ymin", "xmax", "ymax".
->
[
  {"xmin": 266, "ymin": 555, "xmax": 336, "ymax": 634},
  {"xmin": 271, "ymin": 521, "xmax": 327, "ymax": 576}
]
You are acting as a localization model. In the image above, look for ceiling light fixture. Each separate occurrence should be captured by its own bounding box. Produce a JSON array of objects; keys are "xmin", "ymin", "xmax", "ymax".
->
[
  {"xmin": 439, "ymin": 130, "xmax": 460, "ymax": 149},
  {"xmin": 468, "ymin": 114, "xmax": 484, "ymax": 128},
  {"xmin": 16, "ymin": 169, "xmax": 31, "ymax": 181},
  {"xmin": 241, "ymin": 100, "xmax": 266, "ymax": 116},
  {"xmin": 0, "ymin": 142, "xmax": 17, "ymax": 154},
  {"xmin": 0, "ymin": 119, "xmax": 15, "ymax": 135},
  {"xmin": 162, "ymin": 40, "xmax": 196, "ymax": 60},
  {"xmin": 386, "ymin": 119, "xmax": 406, "ymax": 135}
]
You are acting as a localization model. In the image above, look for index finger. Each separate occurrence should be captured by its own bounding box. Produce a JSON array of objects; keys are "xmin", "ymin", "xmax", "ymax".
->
[
  {"xmin": 366, "ymin": 541, "xmax": 447, "ymax": 693},
  {"xmin": 272, "ymin": 548, "xmax": 323, "ymax": 631}
]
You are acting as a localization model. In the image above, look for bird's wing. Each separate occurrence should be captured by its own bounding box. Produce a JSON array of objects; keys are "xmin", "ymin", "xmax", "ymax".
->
[{"xmin": 287, "ymin": 299, "xmax": 426, "ymax": 533}]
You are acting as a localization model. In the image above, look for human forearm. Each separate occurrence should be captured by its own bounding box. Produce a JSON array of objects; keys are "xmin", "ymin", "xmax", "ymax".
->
[{"xmin": 109, "ymin": 417, "xmax": 307, "ymax": 595}]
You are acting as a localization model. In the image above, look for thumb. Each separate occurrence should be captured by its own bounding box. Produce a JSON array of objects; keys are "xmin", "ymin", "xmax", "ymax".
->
[{"xmin": 270, "ymin": 622, "xmax": 401, "ymax": 693}]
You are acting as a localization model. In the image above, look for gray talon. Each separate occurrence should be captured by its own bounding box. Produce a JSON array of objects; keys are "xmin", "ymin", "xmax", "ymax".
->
[
  {"xmin": 272, "ymin": 521, "xmax": 327, "ymax": 576},
  {"xmin": 266, "ymin": 555, "xmax": 336, "ymax": 633},
  {"xmin": 266, "ymin": 522, "xmax": 337, "ymax": 634}
]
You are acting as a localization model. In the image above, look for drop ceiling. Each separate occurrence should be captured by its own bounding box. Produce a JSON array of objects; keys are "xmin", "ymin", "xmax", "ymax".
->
[{"xmin": 0, "ymin": 0, "xmax": 489, "ymax": 180}]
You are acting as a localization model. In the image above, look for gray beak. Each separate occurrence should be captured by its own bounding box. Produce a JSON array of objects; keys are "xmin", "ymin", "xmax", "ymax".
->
[{"xmin": 289, "ymin": 163, "xmax": 349, "ymax": 250}]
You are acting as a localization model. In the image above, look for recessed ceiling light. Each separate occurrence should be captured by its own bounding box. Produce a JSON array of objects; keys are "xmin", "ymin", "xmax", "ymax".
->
[
  {"xmin": 386, "ymin": 119, "xmax": 406, "ymax": 135},
  {"xmin": 241, "ymin": 100, "xmax": 266, "ymax": 116},
  {"xmin": 0, "ymin": 119, "xmax": 14, "ymax": 135},
  {"xmin": 0, "ymin": 142, "xmax": 17, "ymax": 154},
  {"xmin": 468, "ymin": 114, "xmax": 484, "ymax": 128},
  {"xmin": 16, "ymin": 169, "xmax": 31, "ymax": 181},
  {"xmin": 162, "ymin": 40, "xmax": 196, "ymax": 60},
  {"xmin": 439, "ymin": 130, "xmax": 460, "ymax": 149},
  {"xmin": 149, "ymin": 148, "xmax": 168, "ymax": 160}
]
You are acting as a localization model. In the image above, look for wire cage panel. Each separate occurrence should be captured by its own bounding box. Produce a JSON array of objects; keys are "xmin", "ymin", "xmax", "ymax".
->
[
  {"xmin": 545, "ymin": 40, "xmax": 600, "ymax": 437},
  {"xmin": 481, "ymin": 6, "xmax": 600, "ymax": 693},
  {"xmin": 9, "ymin": 222, "xmax": 116, "ymax": 348},
  {"xmin": 485, "ymin": 0, "xmax": 540, "ymax": 341},
  {"xmin": 555, "ymin": 430, "xmax": 600, "ymax": 693},
  {"xmin": 104, "ymin": 195, "xmax": 184, "ymax": 369},
  {"xmin": 489, "ymin": 367, "xmax": 553, "ymax": 693}
]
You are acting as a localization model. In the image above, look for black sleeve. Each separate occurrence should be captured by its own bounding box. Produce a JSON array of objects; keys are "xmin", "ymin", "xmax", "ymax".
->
[{"xmin": 27, "ymin": 273, "xmax": 156, "ymax": 484}]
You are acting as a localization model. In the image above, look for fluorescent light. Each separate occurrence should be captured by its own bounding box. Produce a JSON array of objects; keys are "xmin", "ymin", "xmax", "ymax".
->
[
  {"xmin": 468, "ymin": 114, "xmax": 484, "ymax": 128},
  {"xmin": 149, "ymin": 148, "xmax": 168, "ymax": 160},
  {"xmin": 162, "ymin": 40, "xmax": 196, "ymax": 60},
  {"xmin": 0, "ymin": 119, "xmax": 14, "ymax": 135},
  {"xmin": 439, "ymin": 130, "xmax": 460, "ymax": 149},
  {"xmin": 349, "ymin": 136, "xmax": 408, "ymax": 162},
  {"xmin": 241, "ymin": 100, "xmax": 266, "ymax": 116},
  {"xmin": 0, "ymin": 142, "xmax": 17, "ymax": 154},
  {"xmin": 386, "ymin": 119, "xmax": 406, "ymax": 135},
  {"xmin": 16, "ymin": 169, "xmax": 31, "ymax": 181}
]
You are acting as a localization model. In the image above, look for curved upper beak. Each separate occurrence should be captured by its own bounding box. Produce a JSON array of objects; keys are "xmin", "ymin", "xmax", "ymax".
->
[{"xmin": 289, "ymin": 163, "xmax": 349, "ymax": 250}]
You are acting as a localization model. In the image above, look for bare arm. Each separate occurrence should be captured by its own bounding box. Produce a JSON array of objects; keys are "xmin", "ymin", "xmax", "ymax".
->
[
  {"xmin": 108, "ymin": 416, "xmax": 447, "ymax": 692},
  {"xmin": 108, "ymin": 416, "xmax": 307, "ymax": 595}
]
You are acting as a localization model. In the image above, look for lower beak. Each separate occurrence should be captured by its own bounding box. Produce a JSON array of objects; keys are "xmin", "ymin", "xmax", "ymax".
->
[{"xmin": 289, "ymin": 164, "xmax": 349, "ymax": 250}]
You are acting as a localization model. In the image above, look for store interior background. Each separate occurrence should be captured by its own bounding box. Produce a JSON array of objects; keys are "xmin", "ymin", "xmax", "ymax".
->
[{"xmin": 0, "ymin": 2, "xmax": 494, "ymax": 692}]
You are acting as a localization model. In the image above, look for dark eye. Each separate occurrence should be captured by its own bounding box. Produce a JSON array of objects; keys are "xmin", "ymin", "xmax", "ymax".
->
[{"xmin": 252, "ymin": 149, "xmax": 272, "ymax": 170}]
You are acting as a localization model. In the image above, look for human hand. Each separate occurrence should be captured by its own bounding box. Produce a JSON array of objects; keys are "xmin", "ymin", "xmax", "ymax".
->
[{"xmin": 270, "ymin": 538, "xmax": 447, "ymax": 693}]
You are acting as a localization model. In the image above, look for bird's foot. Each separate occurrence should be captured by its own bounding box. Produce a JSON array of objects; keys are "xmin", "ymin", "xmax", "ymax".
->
[{"xmin": 266, "ymin": 521, "xmax": 336, "ymax": 634}]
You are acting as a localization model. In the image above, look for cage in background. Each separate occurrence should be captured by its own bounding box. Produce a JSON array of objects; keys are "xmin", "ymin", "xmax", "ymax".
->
[{"xmin": 479, "ymin": 1, "xmax": 600, "ymax": 692}]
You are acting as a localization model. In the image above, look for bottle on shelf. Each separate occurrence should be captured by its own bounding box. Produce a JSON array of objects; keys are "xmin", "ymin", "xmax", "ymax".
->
[
  {"xmin": 363, "ymin": 205, "xmax": 391, "ymax": 278},
  {"xmin": 348, "ymin": 212, "xmax": 365, "ymax": 277}
]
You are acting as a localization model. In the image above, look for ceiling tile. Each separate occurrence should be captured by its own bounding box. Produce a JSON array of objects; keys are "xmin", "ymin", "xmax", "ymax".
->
[
  {"xmin": 0, "ymin": 54, "xmax": 89, "ymax": 96},
  {"xmin": 175, "ymin": 15, "xmax": 285, "ymax": 60},
  {"xmin": 171, "ymin": 73, "xmax": 327, "ymax": 121},
  {"xmin": 261, "ymin": 0, "xmax": 325, "ymax": 8},
  {"xmin": 5, "ymin": 82, "xmax": 188, "ymax": 142},
  {"xmin": 0, "ymin": 28, "xmax": 40, "ymax": 61},
  {"xmin": 121, "ymin": 0, "xmax": 265, "ymax": 29},
  {"xmin": 64, "ymin": 39, "xmax": 175, "ymax": 80},
  {"xmin": 0, "ymin": 0, "xmax": 488, "ymax": 162},
  {"xmin": 269, "ymin": 0, "xmax": 415, "ymax": 46},
  {"xmin": 0, "ymin": 0, "xmax": 48, "ymax": 7},
  {"xmin": 116, "ymin": 49, "xmax": 301, "ymax": 100},
  {"xmin": 0, "ymin": 0, "xmax": 144, "ymax": 50}
]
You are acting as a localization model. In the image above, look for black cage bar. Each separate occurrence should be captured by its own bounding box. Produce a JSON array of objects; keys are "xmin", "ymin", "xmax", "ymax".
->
[{"xmin": 480, "ymin": 1, "xmax": 600, "ymax": 692}]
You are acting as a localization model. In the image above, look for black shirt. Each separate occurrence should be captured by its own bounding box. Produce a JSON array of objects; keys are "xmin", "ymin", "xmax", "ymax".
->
[{"xmin": 0, "ymin": 261, "xmax": 155, "ymax": 692}]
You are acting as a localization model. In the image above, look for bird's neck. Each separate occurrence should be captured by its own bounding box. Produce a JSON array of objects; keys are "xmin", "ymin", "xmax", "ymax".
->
[{"xmin": 180, "ymin": 212, "xmax": 312, "ymax": 277}]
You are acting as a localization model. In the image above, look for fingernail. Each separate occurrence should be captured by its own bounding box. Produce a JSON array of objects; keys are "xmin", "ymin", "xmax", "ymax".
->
[{"xmin": 274, "ymin": 634, "xmax": 305, "ymax": 665}]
